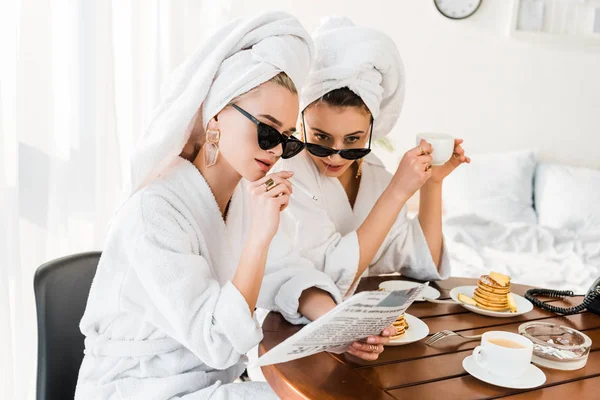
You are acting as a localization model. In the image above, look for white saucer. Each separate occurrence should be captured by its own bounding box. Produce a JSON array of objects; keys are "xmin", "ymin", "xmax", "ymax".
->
[
  {"xmin": 450, "ymin": 286, "xmax": 533, "ymax": 318},
  {"xmin": 386, "ymin": 313, "xmax": 430, "ymax": 346},
  {"xmin": 379, "ymin": 281, "xmax": 441, "ymax": 302},
  {"xmin": 462, "ymin": 355, "xmax": 546, "ymax": 389}
]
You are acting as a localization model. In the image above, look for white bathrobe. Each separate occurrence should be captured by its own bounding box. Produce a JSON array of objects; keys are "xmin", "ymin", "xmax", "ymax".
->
[
  {"xmin": 75, "ymin": 158, "xmax": 341, "ymax": 399},
  {"xmin": 275, "ymin": 151, "xmax": 452, "ymax": 297}
]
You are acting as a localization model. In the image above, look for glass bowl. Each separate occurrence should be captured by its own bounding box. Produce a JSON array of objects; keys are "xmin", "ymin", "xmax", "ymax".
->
[{"xmin": 519, "ymin": 321, "xmax": 592, "ymax": 370}]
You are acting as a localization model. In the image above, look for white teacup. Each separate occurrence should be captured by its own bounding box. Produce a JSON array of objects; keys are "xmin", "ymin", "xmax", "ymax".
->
[
  {"xmin": 472, "ymin": 331, "xmax": 533, "ymax": 378},
  {"xmin": 416, "ymin": 133, "xmax": 455, "ymax": 166}
]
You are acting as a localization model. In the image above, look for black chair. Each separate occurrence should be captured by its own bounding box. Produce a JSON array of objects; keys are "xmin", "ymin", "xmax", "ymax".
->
[{"xmin": 34, "ymin": 252, "xmax": 101, "ymax": 400}]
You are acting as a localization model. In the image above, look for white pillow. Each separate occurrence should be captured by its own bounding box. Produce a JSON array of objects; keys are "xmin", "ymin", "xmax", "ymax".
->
[
  {"xmin": 443, "ymin": 150, "xmax": 537, "ymax": 224},
  {"xmin": 535, "ymin": 163, "xmax": 600, "ymax": 232}
]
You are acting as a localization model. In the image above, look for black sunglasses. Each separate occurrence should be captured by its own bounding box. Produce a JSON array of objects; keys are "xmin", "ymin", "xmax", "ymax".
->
[
  {"xmin": 301, "ymin": 112, "xmax": 373, "ymax": 160},
  {"xmin": 230, "ymin": 104, "xmax": 305, "ymax": 159}
]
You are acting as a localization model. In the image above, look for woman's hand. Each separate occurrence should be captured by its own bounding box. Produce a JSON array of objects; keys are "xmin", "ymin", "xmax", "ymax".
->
[
  {"xmin": 389, "ymin": 140, "xmax": 434, "ymax": 201},
  {"xmin": 428, "ymin": 138, "xmax": 471, "ymax": 184},
  {"xmin": 346, "ymin": 326, "xmax": 396, "ymax": 361},
  {"xmin": 247, "ymin": 171, "xmax": 293, "ymax": 245}
]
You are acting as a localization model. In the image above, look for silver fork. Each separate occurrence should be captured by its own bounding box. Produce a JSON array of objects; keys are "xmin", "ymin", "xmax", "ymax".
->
[{"xmin": 424, "ymin": 330, "xmax": 483, "ymax": 346}]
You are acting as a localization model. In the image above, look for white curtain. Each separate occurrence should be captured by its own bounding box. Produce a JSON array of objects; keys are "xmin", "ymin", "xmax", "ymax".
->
[{"xmin": 0, "ymin": 1, "xmax": 233, "ymax": 399}]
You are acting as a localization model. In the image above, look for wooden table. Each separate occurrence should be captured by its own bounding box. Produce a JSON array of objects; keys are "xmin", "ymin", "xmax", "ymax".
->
[{"xmin": 259, "ymin": 277, "xmax": 600, "ymax": 399}]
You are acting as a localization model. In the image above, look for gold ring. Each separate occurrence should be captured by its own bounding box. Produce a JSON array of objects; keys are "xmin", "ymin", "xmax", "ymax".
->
[
  {"xmin": 370, "ymin": 344, "xmax": 378, "ymax": 353},
  {"xmin": 453, "ymin": 153, "xmax": 460, "ymax": 160},
  {"xmin": 264, "ymin": 178, "xmax": 275, "ymax": 192},
  {"xmin": 419, "ymin": 146, "xmax": 425, "ymax": 156}
]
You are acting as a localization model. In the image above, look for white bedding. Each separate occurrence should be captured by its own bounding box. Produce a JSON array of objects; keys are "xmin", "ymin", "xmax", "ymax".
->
[{"xmin": 443, "ymin": 214, "xmax": 600, "ymax": 295}]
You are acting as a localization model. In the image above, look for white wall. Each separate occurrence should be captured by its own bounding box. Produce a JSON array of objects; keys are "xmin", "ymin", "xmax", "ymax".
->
[{"xmin": 230, "ymin": 0, "xmax": 600, "ymax": 170}]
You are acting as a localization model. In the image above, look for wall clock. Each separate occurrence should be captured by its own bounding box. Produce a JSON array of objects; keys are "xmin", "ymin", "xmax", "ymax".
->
[{"xmin": 434, "ymin": 0, "xmax": 482, "ymax": 20}]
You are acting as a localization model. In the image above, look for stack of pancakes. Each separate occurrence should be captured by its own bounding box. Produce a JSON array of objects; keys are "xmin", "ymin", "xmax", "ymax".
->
[
  {"xmin": 473, "ymin": 274, "xmax": 511, "ymax": 311},
  {"xmin": 390, "ymin": 314, "xmax": 409, "ymax": 340}
]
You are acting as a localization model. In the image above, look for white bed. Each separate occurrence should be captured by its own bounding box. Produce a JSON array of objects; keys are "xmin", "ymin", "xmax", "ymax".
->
[{"xmin": 441, "ymin": 150, "xmax": 600, "ymax": 294}]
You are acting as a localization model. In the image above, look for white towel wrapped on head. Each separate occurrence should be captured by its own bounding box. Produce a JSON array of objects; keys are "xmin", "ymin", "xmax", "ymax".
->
[
  {"xmin": 128, "ymin": 11, "xmax": 314, "ymax": 195},
  {"xmin": 301, "ymin": 16, "xmax": 405, "ymax": 140}
]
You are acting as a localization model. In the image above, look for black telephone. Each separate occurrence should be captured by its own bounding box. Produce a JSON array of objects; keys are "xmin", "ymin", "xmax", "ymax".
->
[{"xmin": 525, "ymin": 277, "xmax": 600, "ymax": 316}]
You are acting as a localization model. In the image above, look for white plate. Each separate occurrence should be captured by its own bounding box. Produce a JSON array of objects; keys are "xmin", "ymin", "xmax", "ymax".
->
[
  {"xmin": 378, "ymin": 281, "xmax": 441, "ymax": 302},
  {"xmin": 450, "ymin": 286, "xmax": 533, "ymax": 318},
  {"xmin": 463, "ymin": 355, "xmax": 546, "ymax": 389},
  {"xmin": 386, "ymin": 313, "xmax": 429, "ymax": 346}
]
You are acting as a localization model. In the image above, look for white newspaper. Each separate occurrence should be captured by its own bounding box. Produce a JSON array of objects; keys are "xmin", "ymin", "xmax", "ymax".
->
[{"xmin": 254, "ymin": 285, "xmax": 425, "ymax": 367}]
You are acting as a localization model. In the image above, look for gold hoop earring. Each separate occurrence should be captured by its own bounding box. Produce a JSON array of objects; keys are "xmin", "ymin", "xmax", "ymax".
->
[{"xmin": 204, "ymin": 129, "xmax": 220, "ymax": 167}]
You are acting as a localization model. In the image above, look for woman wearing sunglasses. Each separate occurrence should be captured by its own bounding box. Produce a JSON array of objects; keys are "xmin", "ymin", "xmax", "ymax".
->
[
  {"xmin": 275, "ymin": 17, "xmax": 471, "ymax": 302},
  {"xmin": 75, "ymin": 12, "xmax": 349, "ymax": 399}
]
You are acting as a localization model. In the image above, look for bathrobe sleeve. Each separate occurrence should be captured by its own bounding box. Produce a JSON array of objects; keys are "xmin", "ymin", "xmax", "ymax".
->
[
  {"xmin": 290, "ymin": 205, "xmax": 450, "ymax": 298},
  {"xmin": 368, "ymin": 206, "xmax": 451, "ymax": 282},
  {"xmin": 257, "ymin": 217, "xmax": 344, "ymax": 325},
  {"xmin": 284, "ymin": 193, "xmax": 362, "ymax": 298},
  {"xmin": 364, "ymin": 164, "xmax": 451, "ymax": 285},
  {"xmin": 125, "ymin": 192, "xmax": 263, "ymax": 371}
]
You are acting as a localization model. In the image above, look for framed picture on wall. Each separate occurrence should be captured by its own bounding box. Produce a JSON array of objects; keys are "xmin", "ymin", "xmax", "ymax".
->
[
  {"xmin": 517, "ymin": 0, "xmax": 545, "ymax": 32},
  {"xmin": 594, "ymin": 7, "xmax": 600, "ymax": 33},
  {"xmin": 508, "ymin": 0, "xmax": 600, "ymax": 46}
]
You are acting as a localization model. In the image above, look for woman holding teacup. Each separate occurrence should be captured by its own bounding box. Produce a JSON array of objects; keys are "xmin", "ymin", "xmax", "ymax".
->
[{"xmin": 273, "ymin": 17, "xmax": 471, "ymax": 298}]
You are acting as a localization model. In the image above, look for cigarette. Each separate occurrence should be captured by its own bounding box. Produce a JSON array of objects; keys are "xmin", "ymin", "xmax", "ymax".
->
[{"xmin": 292, "ymin": 181, "xmax": 319, "ymax": 202}]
